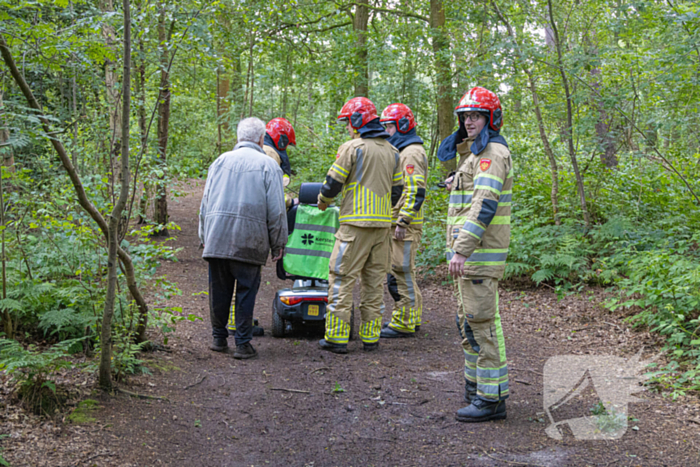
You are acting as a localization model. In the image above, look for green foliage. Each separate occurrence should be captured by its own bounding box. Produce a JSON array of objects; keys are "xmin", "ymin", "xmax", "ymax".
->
[{"xmin": 0, "ymin": 337, "xmax": 83, "ymax": 415}]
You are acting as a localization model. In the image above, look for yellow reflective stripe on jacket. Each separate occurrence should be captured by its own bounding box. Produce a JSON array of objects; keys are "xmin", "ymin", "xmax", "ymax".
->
[
  {"xmin": 466, "ymin": 248, "xmax": 509, "ymax": 266},
  {"xmin": 473, "ymin": 173, "xmax": 504, "ymax": 195},
  {"xmin": 447, "ymin": 216, "xmax": 468, "ymax": 225},
  {"xmin": 331, "ymin": 163, "xmax": 349, "ymax": 178},
  {"xmin": 399, "ymin": 174, "xmax": 423, "ymax": 221},
  {"xmin": 341, "ymin": 183, "xmax": 392, "ymax": 224},
  {"xmin": 491, "ymin": 216, "xmax": 511, "ymax": 225}
]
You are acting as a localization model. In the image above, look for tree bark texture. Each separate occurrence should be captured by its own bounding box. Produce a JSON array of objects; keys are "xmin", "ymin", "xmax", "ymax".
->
[
  {"xmin": 430, "ymin": 0, "xmax": 455, "ymax": 172},
  {"xmin": 353, "ymin": 0, "xmax": 369, "ymax": 97},
  {"xmin": 100, "ymin": 0, "xmax": 122, "ymax": 182},
  {"xmin": 0, "ymin": 91, "xmax": 15, "ymax": 171},
  {"xmin": 547, "ymin": 0, "xmax": 590, "ymax": 228},
  {"xmin": 0, "ymin": 162, "xmax": 10, "ymax": 339},
  {"xmin": 0, "ymin": 32, "xmax": 151, "ymax": 357},
  {"xmin": 154, "ymin": 1, "xmax": 172, "ymax": 235}
]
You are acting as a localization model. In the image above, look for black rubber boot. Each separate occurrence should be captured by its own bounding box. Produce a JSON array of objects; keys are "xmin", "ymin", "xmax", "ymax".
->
[
  {"xmin": 209, "ymin": 337, "xmax": 228, "ymax": 352},
  {"xmin": 252, "ymin": 326, "xmax": 265, "ymax": 337},
  {"xmin": 455, "ymin": 398, "xmax": 507, "ymax": 423},
  {"xmin": 380, "ymin": 326, "xmax": 414, "ymax": 338},
  {"xmin": 363, "ymin": 342, "xmax": 379, "ymax": 352},
  {"xmin": 415, "ymin": 325, "xmax": 421, "ymax": 332},
  {"xmin": 233, "ymin": 342, "xmax": 258, "ymax": 359},
  {"xmin": 318, "ymin": 339, "xmax": 348, "ymax": 354}
]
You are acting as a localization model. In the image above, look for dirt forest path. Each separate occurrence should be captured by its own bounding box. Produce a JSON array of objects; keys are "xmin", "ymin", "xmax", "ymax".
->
[{"xmin": 13, "ymin": 181, "xmax": 700, "ymax": 466}]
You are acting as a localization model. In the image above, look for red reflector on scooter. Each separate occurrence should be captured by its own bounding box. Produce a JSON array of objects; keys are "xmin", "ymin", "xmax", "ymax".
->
[{"xmin": 280, "ymin": 296, "xmax": 328, "ymax": 306}]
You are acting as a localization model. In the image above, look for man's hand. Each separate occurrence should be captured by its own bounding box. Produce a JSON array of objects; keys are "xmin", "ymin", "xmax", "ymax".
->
[
  {"xmin": 317, "ymin": 200, "xmax": 328, "ymax": 211},
  {"xmin": 445, "ymin": 175, "xmax": 455, "ymax": 192},
  {"xmin": 448, "ymin": 252, "xmax": 468, "ymax": 278},
  {"xmin": 394, "ymin": 225, "xmax": 406, "ymax": 241},
  {"xmin": 271, "ymin": 248, "xmax": 284, "ymax": 262}
]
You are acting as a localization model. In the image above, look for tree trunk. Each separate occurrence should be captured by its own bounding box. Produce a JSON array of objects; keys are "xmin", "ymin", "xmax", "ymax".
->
[
  {"xmin": 216, "ymin": 69, "xmax": 223, "ymax": 155},
  {"xmin": 430, "ymin": 0, "xmax": 454, "ymax": 172},
  {"xmin": 0, "ymin": 91, "xmax": 14, "ymax": 171},
  {"xmin": 100, "ymin": 0, "xmax": 132, "ymax": 389},
  {"xmin": 135, "ymin": 28, "xmax": 149, "ymax": 224},
  {"xmin": 587, "ymin": 34, "xmax": 617, "ymax": 168},
  {"xmin": 547, "ymin": 0, "xmax": 590, "ymax": 228},
  {"xmin": 248, "ymin": 56, "xmax": 255, "ymax": 117},
  {"xmin": 100, "ymin": 0, "xmax": 122, "ymax": 184},
  {"xmin": 0, "ymin": 160, "xmax": 10, "ymax": 339},
  {"xmin": 353, "ymin": 0, "xmax": 369, "ymax": 97},
  {"xmin": 153, "ymin": 1, "xmax": 172, "ymax": 236}
]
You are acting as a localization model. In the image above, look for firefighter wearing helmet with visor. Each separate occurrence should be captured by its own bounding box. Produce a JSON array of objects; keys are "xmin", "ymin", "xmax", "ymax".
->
[
  {"xmin": 317, "ymin": 97, "xmax": 403, "ymax": 354},
  {"xmin": 438, "ymin": 86, "xmax": 513, "ymax": 422},
  {"xmin": 377, "ymin": 103, "xmax": 428, "ymax": 338}
]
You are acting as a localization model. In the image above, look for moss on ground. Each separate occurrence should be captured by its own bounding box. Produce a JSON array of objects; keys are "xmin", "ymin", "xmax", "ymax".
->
[{"xmin": 68, "ymin": 399, "xmax": 100, "ymax": 424}]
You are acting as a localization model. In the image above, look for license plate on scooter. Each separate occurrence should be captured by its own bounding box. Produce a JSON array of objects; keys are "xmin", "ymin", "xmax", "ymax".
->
[{"xmin": 307, "ymin": 304, "xmax": 319, "ymax": 316}]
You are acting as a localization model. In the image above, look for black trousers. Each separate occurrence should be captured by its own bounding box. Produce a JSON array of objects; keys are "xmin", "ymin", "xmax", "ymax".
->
[{"xmin": 207, "ymin": 258, "xmax": 262, "ymax": 345}]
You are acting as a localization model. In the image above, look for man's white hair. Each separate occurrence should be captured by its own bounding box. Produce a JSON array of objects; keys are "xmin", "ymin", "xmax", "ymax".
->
[{"xmin": 237, "ymin": 117, "xmax": 266, "ymax": 143}]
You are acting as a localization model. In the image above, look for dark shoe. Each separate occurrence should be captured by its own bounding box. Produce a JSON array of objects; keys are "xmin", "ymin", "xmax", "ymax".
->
[
  {"xmin": 318, "ymin": 339, "xmax": 348, "ymax": 354},
  {"xmin": 363, "ymin": 342, "xmax": 379, "ymax": 352},
  {"xmin": 464, "ymin": 383, "xmax": 477, "ymax": 404},
  {"xmin": 415, "ymin": 325, "xmax": 421, "ymax": 332},
  {"xmin": 233, "ymin": 343, "xmax": 258, "ymax": 359},
  {"xmin": 382, "ymin": 322, "xmax": 389, "ymax": 329},
  {"xmin": 380, "ymin": 326, "xmax": 414, "ymax": 339},
  {"xmin": 252, "ymin": 325, "xmax": 265, "ymax": 337},
  {"xmin": 455, "ymin": 398, "xmax": 506, "ymax": 423},
  {"xmin": 209, "ymin": 338, "xmax": 228, "ymax": 352}
]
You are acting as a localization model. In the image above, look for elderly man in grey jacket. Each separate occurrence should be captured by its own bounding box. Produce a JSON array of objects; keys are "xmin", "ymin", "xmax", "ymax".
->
[{"xmin": 199, "ymin": 117, "xmax": 288, "ymax": 359}]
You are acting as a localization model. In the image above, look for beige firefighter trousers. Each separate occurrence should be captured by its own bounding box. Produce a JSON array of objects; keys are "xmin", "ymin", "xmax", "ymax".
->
[
  {"xmin": 324, "ymin": 224, "xmax": 391, "ymax": 345},
  {"xmin": 387, "ymin": 230, "xmax": 423, "ymax": 333},
  {"xmin": 455, "ymin": 276, "xmax": 509, "ymax": 401}
]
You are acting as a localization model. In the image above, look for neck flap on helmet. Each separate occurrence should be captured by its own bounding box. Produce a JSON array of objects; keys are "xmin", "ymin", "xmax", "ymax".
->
[
  {"xmin": 387, "ymin": 127, "xmax": 423, "ymax": 151},
  {"xmin": 357, "ymin": 118, "xmax": 390, "ymax": 139},
  {"xmin": 437, "ymin": 124, "xmax": 508, "ymax": 162},
  {"xmin": 264, "ymin": 133, "xmax": 292, "ymax": 176}
]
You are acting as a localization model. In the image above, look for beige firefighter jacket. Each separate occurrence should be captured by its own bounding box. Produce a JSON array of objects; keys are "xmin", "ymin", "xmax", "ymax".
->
[
  {"xmin": 446, "ymin": 140, "xmax": 513, "ymax": 280},
  {"xmin": 393, "ymin": 143, "xmax": 427, "ymax": 239},
  {"xmin": 320, "ymin": 137, "xmax": 402, "ymax": 228}
]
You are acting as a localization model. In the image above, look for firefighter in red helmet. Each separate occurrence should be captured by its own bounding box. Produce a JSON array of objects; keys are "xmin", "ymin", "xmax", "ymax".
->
[
  {"xmin": 438, "ymin": 86, "xmax": 512, "ymax": 422},
  {"xmin": 377, "ymin": 103, "xmax": 428, "ymax": 339},
  {"xmin": 263, "ymin": 117, "xmax": 297, "ymax": 208},
  {"xmin": 316, "ymin": 97, "xmax": 403, "ymax": 354}
]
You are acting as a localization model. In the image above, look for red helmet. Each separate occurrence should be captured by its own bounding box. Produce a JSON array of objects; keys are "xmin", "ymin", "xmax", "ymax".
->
[
  {"xmin": 379, "ymin": 103, "xmax": 416, "ymax": 134},
  {"xmin": 454, "ymin": 86, "xmax": 503, "ymax": 131},
  {"xmin": 338, "ymin": 97, "xmax": 378, "ymax": 129},
  {"xmin": 266, "ymin": 118, "xmax": 296, "ymax": 150}
]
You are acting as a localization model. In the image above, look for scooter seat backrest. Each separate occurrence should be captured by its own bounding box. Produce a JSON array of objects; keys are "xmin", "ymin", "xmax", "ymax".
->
[{"xmin": 298, "ymin": 182, "xmax": 323, "ymax": 205}]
